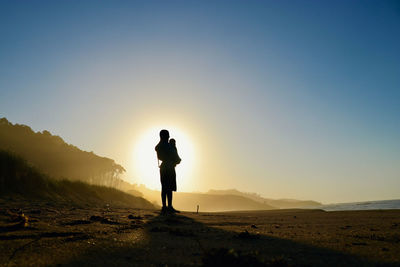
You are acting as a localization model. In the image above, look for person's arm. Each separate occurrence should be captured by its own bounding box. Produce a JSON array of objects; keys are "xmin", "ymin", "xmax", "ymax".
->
[
  {"xmin": 174, "ymin": 148, "xmax": 181, "ymax": 164},
  {"xmin": 155, "ymin": 143, "xmax": 166, "ymax": 161}
]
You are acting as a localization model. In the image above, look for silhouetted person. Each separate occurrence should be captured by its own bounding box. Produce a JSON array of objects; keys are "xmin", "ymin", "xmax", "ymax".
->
[{"xmin": 155, "ymin": 130, "xmax": 181, "ymax": 214}]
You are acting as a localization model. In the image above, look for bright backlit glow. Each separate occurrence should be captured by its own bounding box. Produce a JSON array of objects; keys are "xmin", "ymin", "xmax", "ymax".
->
[{"xmin": 133, "ymin": 126, "xmax": 195, "ymax": 190}]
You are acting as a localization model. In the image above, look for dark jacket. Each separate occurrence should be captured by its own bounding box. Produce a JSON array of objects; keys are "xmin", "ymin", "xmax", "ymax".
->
[{"xmin": 155, "ymin": 141, "xmax": 175, "ymax": 168}]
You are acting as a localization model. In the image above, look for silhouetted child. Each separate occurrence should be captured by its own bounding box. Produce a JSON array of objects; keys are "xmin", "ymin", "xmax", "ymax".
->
[{"xmin": 169, "ymin": 138, "xmax": 181, "ymax": 166}]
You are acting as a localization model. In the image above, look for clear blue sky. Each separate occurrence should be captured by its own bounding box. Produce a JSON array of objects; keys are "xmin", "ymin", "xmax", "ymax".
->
[{"xmin": 1, "ymin": 0, "xmax": 399, "ymax": 203}]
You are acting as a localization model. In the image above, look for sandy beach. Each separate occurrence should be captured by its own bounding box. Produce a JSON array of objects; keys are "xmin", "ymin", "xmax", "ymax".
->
[
  {"xmin": 2, "ymin": 1, "xmax": 400, "ymax": 265},
  {"xmin": 1, "ymin": 201, "xmax": 399, "ymax": 266}
]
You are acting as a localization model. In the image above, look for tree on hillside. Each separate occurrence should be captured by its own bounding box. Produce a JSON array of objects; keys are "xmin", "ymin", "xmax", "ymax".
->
[{"xmin": 0, "ymin": 117, "xmax": 125, "ymax": 186}]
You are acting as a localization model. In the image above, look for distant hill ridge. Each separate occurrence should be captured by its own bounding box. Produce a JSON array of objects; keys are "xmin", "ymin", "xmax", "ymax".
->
[
  {"xmin": 134, "ymin": 185, "xmax": 275, "ymax": 212},
  {"xmin": 134, "ymin": 185, "xmax": 320, "ymax": 212},
  {"xmin": 208, "ymin": 189, "xmax": 321, "ymax": 209}
]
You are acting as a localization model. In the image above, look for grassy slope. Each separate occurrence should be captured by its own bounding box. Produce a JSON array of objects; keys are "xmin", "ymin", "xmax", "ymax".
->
[{"xmin": 0, "ymin": 150, "xmax": 155, "ymax": 209}]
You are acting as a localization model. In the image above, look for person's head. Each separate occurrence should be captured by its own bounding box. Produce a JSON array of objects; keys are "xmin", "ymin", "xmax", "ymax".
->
[
  {"xmin": 169, "ymin": 138, "xmax": 176, "ymax": 146},
  {"xmin": 159, "ymin": 129, "xmax": 169, "ymax": 142}
]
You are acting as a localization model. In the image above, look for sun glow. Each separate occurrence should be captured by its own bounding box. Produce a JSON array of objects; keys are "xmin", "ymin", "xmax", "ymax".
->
[{"xmin": 132, "ymin": 126, "xmax": 195, "ymax": 190}]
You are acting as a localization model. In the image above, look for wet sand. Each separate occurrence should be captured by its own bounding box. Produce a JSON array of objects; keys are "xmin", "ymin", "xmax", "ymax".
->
[{"xmin": 1, "ymin": 201, "xmax": 399, "ymax": 266}]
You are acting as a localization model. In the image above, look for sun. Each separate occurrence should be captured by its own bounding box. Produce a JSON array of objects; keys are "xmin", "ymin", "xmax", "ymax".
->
[{"xmin": 132, "ymin": 126, "xmax": 195, "ymax": 190}]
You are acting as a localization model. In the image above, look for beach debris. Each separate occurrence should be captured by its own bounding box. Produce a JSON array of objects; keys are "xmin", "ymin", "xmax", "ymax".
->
[
  {"xmin": 18, "ymin": 213, "xmax": 29, "ymax": 228},
  {"xmin": 41, "ymin": 231, "xmax": 85, "ymax": 238},
  {"xmin": 3, "ymin": 211, "xmax": 30, "ymax": 230},
  {"xmin": 251, "ymin": 224, "xmax": 257, "ymax": 229},
  {"xmin": 45, "ymin": 208, "xmax": 60, "ymax": 214},
  {"xmin": 382, "ymin": 247, "xmax": 389, "ymax": 251},
  {"xmin": 89, "ymin": 215, "xmax": 120, "ymax": 225},
  {"xmin": 128, "ymin": 214, "xmax": 143, "ymax": 220},
  {"xmin": 100, "ymin": 218, "xmax": 120, "ymax": 225},
  {"xmin": 90, "ymin": 215, "xmax": 103, "ymax": 222},
  {"xmin": 65, "ymin": 234, "xmax": 91, "ymax": 242},
  {"xmin": 5, "ymin": 210, "xmax": 23, "ymax": 221}
]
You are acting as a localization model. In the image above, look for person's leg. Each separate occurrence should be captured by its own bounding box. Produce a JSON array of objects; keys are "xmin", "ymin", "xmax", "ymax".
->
[
  {"xmin": 167, "ymin": 191, "xmax": 180, "ymax": 213},
  {"xmin": 167, "ymin": 190, "xmax": 172, "ymax": 207},
  {"xmin": 160, "ymin": 168, "xmax": 167, "ymax": 208},
  {"xmin": 161, "ymin": 189, "xmax": 167, "ymax": 207}
]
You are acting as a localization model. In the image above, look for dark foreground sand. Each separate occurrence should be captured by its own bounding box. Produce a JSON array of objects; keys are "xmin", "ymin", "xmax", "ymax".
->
[{"xmin": 1, "ymin": 201, "xmax": 399, "ymax": 266}]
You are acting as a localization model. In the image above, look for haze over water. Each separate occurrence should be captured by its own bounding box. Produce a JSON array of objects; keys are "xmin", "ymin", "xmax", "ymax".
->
[
  {"xmin": 319, "ymin": 199, "xmax": 400, "ymax": 211},
  {"xmin": 1, "ymin": 1, "xmax": 399, "ymax": 203}
]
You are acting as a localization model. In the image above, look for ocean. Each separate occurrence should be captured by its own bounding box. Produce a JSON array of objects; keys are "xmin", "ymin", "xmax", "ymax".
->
[{"xmin": 318, "ymin": 199, "xmax": 400, "ymax": 211}]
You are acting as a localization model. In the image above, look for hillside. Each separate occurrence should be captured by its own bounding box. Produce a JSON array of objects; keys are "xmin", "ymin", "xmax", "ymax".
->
[
  {"xmin": 175, "ymin": 192, "xmax": 275, "ymax": 212},
  {"xmin": 0, "ymin": 150, "xmax": 154, "ymax": 209},
  {"xmin": 0, "ymin": 117, "xmax": 125, "ymax": 187},
  {"xmin": 208, "ymin": 189, "xmax": 321, "ymax": 208}
]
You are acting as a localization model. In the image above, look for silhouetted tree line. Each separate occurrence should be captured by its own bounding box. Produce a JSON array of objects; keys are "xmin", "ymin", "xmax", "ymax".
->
[{"xmin": 0, "ymin": 118, "xmax": 125, "ymax": 187}]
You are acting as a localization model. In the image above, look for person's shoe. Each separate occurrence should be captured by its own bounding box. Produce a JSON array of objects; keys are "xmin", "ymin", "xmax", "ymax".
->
[
  {"xmin": 168, "ymin": 206, "xmax": 180, "ymax": 213},
  {"xmin": 160, "ymin": 206, "xmax": 168, "ymax": 215}
]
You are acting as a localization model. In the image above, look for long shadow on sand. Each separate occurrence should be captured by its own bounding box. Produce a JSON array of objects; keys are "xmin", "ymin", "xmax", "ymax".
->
[{"xmin": 61, "ymin": 212, "xmax": 384, "ymax": 267}]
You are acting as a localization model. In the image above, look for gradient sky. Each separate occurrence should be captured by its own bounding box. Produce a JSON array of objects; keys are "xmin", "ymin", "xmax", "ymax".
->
[{"xmin": 1, "ymin": 0, "xmax": 399, "ymax": 203}]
